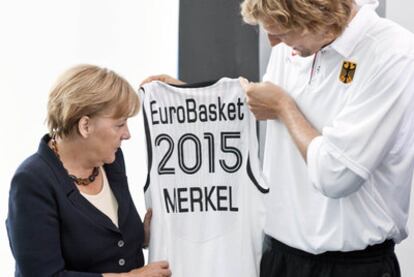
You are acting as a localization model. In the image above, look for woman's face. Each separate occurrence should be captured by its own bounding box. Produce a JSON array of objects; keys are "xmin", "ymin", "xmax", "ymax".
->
[{"xmin": 88, "ymin": 114, "xmax": 131, "ymax": 164}]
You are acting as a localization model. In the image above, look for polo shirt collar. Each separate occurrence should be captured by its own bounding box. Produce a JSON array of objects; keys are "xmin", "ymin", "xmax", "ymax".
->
[{"xmin": 327, "ymin": 5, "xmax": 379, "ymax": 58}]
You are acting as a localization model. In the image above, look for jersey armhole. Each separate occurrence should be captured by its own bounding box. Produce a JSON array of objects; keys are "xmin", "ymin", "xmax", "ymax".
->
[
  {"xmin": 247, "ymin": 155, "xmax": 269, "ymax": 194},
  {"xmin": 142, "ymin": 88, "xmax": 153, "ymax": 193}
]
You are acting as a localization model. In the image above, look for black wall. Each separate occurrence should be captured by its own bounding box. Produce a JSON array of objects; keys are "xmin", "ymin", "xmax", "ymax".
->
[{"xmin": 179, "ymin": 0, "xmax": 259, "ymax": 83}]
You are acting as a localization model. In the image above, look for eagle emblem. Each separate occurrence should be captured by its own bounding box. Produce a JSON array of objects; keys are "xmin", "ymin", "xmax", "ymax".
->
[{"xmin": 339, "ymin": 61, "xmax": 357, "ymax": 84}]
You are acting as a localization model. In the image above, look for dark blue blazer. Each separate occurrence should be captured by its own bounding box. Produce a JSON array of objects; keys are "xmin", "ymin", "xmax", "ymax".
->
[{"xmin": 6, "ymin": 135, "xmax": 145, "ymax": 276}]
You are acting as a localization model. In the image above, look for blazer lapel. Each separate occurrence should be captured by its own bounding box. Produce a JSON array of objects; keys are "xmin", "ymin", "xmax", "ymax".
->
[
  {"xmin": 105, "ymin": 166, "xmax": 131, "ymax": 232},
  {"xmin": 67, "ymin": 189, "xmax": 121, "ymax": 234},
  {"xmin": 38, "ymin": 134, "xmax": 121, "ymax": 234}
]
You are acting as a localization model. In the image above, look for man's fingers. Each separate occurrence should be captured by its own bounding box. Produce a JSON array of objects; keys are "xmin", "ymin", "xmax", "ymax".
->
[
  {"xmin": 140, "ymin": 75, "xmax": 166, "ymax": 86},
  {"xmin": 239, "ymin": 76, "xmax": 252, "ymax": 91},
  {"xmin": 139, "ymin": 76, "xmax": 154, "ymax": 86}
]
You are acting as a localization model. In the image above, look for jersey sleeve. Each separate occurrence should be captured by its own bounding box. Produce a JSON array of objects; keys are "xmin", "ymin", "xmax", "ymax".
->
[{"xmin": 247, "ymin": 108, "xmax": 269, "ymax": 193}]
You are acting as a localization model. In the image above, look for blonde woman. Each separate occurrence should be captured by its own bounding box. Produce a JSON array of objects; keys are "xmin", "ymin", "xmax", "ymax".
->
[{"xmin": 6, "ymin": 65, "xmax": 171, "ymax": 277}]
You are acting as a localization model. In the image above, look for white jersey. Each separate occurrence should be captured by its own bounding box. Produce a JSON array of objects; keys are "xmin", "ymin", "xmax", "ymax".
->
[{"xmin": 141, "ymin": 78, "xmax": 268, "ymax": 277}]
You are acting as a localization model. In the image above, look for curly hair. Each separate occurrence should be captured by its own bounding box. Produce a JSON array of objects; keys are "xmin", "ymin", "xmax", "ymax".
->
[
  {"xmin": 47, "ymin": 64, "xmax": 140, "ymax": 137},
  {"xmin": 241, "ymin": 0, "xmax": 354, "ymax": 36}
]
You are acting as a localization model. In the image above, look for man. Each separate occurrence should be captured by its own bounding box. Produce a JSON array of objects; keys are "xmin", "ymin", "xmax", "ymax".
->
[{"xmin": 239, "ymin": 0, "xmax": 414, "ymax": 276}]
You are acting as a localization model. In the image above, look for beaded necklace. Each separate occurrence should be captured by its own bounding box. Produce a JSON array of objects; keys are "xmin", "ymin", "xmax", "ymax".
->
[{"xmin": 50, "ymin": 136, "xmax": 99, "ymax": 186}]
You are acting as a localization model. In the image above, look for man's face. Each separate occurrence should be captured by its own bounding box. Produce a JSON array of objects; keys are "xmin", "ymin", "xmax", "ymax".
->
[{"xmin": 261, "ymin": 18, "xmax": 333, "ymax": 57}]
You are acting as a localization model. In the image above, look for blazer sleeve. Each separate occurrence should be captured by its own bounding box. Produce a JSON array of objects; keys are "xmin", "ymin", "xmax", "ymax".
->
[{"xmin": 6, "ymin": 163, "xmax": 102, "ymax": 277}]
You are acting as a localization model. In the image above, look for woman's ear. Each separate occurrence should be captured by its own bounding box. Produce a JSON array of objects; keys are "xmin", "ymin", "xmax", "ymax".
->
[{"xmin": 78, "ymin": 116, "xmax": 92, "ymax": 138}]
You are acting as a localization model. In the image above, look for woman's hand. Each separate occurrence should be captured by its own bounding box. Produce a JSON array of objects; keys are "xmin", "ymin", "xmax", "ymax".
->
[
  {"xmin": 103, "ymin": 261, "xmax": 171, "ymax": 277},
  {"xmin": 140, "ymin": 74, "xmax": 185, "ymax": 86},
  {"xmin": 143, "ymin": 208, "xmax": 152, "ymax": 248},
  {"xmin": 127, "ymin": 261, "xmax": 172, "ymax": 277}
]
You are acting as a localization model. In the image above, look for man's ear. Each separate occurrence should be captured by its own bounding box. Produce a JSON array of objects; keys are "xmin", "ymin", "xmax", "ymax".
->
[{"xmin": 78, "ymin": 116, "xmax": 92, "ymax": 138}]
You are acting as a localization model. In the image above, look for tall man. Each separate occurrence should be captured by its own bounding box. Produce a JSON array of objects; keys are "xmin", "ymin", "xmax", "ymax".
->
[{"xmin": 239, "ymin": 0, "xmax": 414, "ymax": 276}]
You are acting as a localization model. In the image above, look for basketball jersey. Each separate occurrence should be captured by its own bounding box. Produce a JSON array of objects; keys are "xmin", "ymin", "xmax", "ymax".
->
[{"xmin": 140, "ymin": 78, "xmax": 269, "ymax": 277}]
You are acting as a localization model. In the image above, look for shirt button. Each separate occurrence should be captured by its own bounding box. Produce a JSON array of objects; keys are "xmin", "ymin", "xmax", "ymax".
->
[
  {"xmin": 118, "ymin": 240, "xmax": 125, "ymax": 248},
  {"xmin": 118, "ymin": 258, "xmax": 125, "ymax": 266}
]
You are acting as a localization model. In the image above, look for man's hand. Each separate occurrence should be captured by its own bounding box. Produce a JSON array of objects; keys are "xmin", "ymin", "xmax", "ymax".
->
[
  {"xmin": 140, "ymin": 74, "xmax": 185, "ymax": 86},
  {"xmin": 239, "ymin": 77, "xmax": 294, "ymax": 121},
  {"xmin": 240, "ymin": 77, "xmax": 319, "ymax": 161}
]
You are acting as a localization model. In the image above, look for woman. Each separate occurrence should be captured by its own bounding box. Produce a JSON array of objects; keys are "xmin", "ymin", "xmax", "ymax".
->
[{"xmin": 6, "ymin": 64, "xmax": 171, "ymax": 277}]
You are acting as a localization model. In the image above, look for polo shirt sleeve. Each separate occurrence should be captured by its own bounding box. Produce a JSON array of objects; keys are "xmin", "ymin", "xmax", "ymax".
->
[{"xmin": 307, "ymin": 54, "xmax": 414, "ymax": 198}]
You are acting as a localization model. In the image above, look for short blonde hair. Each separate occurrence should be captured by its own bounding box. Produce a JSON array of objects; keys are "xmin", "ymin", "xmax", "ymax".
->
[
  {"xmin": 47, "ymin": 64, "xmax": 140, "ymax": 137},
  {"xmin": 241, "ymin": 0, "xmax": 353, "ymax": 36}
]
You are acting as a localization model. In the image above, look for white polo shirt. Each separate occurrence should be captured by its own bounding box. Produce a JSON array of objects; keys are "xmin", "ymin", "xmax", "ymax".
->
[
  {"xmin": 263, "ymin": 5, "xmax": 414, "ymax": 254},
  {"xmin": 355, "ymin": 0, "xmax": 378, "ymax": 9}
]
